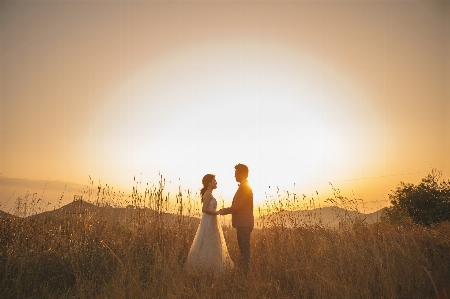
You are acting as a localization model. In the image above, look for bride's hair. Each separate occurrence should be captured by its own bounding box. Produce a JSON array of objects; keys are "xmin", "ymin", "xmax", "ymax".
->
[{"xmin": 200, "ymin": 174, "xmax": 215, "ymax": 202}]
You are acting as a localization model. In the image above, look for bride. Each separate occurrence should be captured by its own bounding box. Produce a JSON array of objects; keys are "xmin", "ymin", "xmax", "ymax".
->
[{"xmin": 184, "ymin": 174, "xmax": 234, "ymax": 273}]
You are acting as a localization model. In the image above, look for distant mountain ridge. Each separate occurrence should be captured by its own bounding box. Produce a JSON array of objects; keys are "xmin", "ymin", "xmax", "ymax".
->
[
  {"xmin": 0, "ymin": 200, "xmax": 201, "ymax": 228},
  {"xmin": 27, "ymin": 199, "xmax": 201, "ymax": 227},
  {"xmin": 0, "ymin": 210, "xmax": 17, "ymax": 220},
  {"xmin": 256, "ymin": 206, "xmax": 387, "ymax": 229},
  {"xmin": 1, "ymin": 201, "xmax": 386, "ymax": 229}
]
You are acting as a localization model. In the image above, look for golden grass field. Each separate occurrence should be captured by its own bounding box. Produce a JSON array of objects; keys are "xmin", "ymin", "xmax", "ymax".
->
[{"xmin": 1, "ymin": 177, "xmax": 449, "ymax": 298}]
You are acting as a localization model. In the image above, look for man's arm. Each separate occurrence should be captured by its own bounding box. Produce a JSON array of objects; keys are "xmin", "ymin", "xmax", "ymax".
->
[{"xmin": 220, "ymin": 188, "xmax": 251, "ymax": 215}]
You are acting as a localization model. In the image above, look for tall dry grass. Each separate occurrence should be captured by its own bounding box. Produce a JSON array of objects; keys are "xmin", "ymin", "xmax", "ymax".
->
[{"xmin": 1, "ymin": 177, "xmax": 449, "ymax": 298}]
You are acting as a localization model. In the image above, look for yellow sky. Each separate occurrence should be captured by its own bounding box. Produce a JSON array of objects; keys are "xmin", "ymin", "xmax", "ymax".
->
[{"xmin": 1, "ymin": 1, "xmax": 449, "ymax": 213}]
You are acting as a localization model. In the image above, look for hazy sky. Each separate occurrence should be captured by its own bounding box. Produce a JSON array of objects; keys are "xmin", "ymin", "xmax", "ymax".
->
[{"xmin": 1, "ymin": 0, "xmax": 449, "ymax": 212}]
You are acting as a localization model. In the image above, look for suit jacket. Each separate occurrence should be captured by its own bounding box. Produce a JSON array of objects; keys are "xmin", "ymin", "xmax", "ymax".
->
[{"xmin": 222, "ymin": 180, "xmax": 254, "ymax": 228}]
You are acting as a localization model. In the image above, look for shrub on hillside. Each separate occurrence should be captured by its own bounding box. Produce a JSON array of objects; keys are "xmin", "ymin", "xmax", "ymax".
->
[{"xmin": 384, "ymin": 169, "xmax": 450, "ymax": 226}]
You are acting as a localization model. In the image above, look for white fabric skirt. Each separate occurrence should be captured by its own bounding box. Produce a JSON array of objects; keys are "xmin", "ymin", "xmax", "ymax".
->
[{"xmin": 185, "ymin": 213, "xmax": 234, "ymax": 273}]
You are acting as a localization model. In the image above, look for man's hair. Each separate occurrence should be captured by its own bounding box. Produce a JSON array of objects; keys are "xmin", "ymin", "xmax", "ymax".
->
[{"xmin": 235, "ymin": 163, "xmax": 249, "ymax": 177}]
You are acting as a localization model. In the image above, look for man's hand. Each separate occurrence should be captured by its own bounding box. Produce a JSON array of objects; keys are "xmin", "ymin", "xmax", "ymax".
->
[{"xmin": 218, "ymin": 209, "xmax": 224, "ymax": 215}]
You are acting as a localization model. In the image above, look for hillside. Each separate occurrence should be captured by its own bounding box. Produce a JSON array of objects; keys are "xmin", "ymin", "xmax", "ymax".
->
[
  {"xmin": 26, "ymin": 199, "xmax": 200, "ymax": 227},
  {"xmin": 0, "ymin": 209, "xmax": 17, "ymax": 220},
  {"xmin": 256, "ymin": 206, "xmax": 386, "ymax": 229},
  {"xmin": 3, "ymin": 200, "xmax": 386, "ymax": 230}
]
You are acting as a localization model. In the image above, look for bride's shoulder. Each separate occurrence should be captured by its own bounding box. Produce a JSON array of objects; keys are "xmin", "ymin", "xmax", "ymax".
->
[{"xmin": 202, "ymin": 191, "xmax": 213, "ymax": 201}]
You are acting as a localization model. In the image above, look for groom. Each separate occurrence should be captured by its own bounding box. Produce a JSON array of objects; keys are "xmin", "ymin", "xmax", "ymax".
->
[{"xmin": 219, "ymin": 163, "xmax": 254, "ymax": 275}]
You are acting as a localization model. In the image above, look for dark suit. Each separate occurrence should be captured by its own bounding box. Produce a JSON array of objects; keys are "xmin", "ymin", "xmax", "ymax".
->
[{"xmin": 222, "ymin": 180, "xmax": 254, "ymax": 274}]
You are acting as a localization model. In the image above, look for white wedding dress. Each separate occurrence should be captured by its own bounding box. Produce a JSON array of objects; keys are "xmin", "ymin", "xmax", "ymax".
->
[{"xmin": 185, "ymin": 195, "xmax": 234, "ymax": 273}]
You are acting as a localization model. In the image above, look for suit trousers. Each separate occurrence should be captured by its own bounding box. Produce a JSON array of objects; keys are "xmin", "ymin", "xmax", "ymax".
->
[{"xmin": 236, "ymin": 226, "xmax": 252, "ymax": 275}]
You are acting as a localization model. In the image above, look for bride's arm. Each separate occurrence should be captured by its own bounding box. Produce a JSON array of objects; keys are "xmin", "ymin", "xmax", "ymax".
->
[{"xmin": 202, "ymin": 193, "xmax": 219, "ymax": 215}]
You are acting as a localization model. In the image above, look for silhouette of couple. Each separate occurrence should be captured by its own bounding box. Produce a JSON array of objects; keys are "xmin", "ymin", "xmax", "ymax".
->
[{"xmin": 184, "ymin": 163, "xmax": 254, "ymax": 276}]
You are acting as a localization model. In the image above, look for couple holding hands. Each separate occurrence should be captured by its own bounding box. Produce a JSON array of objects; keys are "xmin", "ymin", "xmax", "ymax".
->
[{"xmin": 184, "ymin": 163, "xmax": 254, "ymax": 276}]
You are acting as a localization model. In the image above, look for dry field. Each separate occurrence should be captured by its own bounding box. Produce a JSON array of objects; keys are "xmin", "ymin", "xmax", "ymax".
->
[{"xmin": 1, "ymin": 178, "xmax": 449, "ymax": 298}]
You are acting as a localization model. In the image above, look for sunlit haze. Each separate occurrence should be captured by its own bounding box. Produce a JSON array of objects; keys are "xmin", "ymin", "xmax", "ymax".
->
[{"xmin": 1, "ymin": 1, "xmax": 449, "ymax": 212}]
